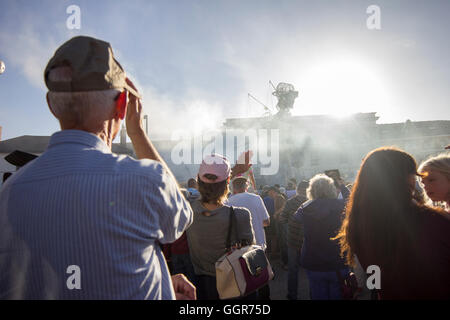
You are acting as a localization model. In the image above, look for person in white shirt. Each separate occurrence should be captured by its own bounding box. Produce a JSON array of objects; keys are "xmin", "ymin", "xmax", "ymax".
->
[
  {"xmin": 227, "ymin": 177, "xmax": 270, "ymax": 250},
  {"xmin": 226, "ymin": 176, "xmax": 271, "ymax": 299}
]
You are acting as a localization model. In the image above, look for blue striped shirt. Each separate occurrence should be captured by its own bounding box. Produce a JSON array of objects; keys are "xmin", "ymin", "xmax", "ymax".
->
[{"xmin": 0, "ymin": 130, "xmax": 193, "ymax": 299}]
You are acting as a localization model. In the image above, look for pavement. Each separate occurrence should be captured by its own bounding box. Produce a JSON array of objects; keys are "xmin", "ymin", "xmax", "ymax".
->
[
  {"xmin": 266, "ymin": 255, "xmax": 372, "ymax": 300},
  {"xmin": 267, "ymin": 256, "xmax": 311, "ymax": 300}
]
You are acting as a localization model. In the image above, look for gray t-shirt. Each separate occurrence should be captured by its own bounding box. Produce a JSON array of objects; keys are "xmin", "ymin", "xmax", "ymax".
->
[{"xmin": 186, "ymin": 200, "xmax": 255, "ymax": 276}]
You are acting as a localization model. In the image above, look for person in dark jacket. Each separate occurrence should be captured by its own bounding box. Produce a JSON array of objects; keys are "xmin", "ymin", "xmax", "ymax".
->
[
  {"xmin": 271, "ymin": 187, "xmax": 288, "ymax": 267},
  {"xmin": 262, "ymin": 187, "xmax": 276, "ymax": 257},
  {"xmin": 281, "ymin": 180, "xmax": 308, "ymax": 300},
  {"xmin": 292, "ymin": 174, "xmax": 347, "ymax": 300}
]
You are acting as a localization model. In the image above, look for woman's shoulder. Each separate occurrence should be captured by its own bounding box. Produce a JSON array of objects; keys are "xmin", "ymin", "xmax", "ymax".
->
[
  {"xmin": 417, "ymin": 205, "xmax": 450, "ymax": 237},
  {"xmin": 418, "ymin": 204, "xmax": 450, "ymax": 221}
]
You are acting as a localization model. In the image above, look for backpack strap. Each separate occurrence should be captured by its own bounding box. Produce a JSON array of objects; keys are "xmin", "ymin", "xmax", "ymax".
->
[
  {"xmin": 225, "ymin": 206, "xmax": 234, "ymax": 252},
  {"xmin": 225, "ymin": 206, "xmax": 243, "ymax": 252}
]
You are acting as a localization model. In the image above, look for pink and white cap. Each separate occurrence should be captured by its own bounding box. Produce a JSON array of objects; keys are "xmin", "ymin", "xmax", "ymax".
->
[{"xmin": 198, "ymin": 154, "xmax": 231, "ymax": 183}]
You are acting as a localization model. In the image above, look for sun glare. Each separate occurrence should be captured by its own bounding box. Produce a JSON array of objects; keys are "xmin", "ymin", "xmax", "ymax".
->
[{"xmin": 294, "ymin": 56, "xmax": 390, "ymax": 118}]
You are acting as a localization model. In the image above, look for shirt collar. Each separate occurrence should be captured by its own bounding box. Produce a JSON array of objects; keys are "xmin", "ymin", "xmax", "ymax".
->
[{"xmin": 47, "ymin": 130, "xmax": 111, "ymax": 153}]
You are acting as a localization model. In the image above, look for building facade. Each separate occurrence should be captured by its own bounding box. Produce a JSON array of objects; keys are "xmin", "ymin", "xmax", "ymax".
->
[{"xmin": 1, "ymin": 113, "xmax": 449, "ymax": 187}]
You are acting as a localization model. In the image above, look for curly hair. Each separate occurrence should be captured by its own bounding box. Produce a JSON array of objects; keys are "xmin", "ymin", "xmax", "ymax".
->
[{"xmin": 306, "ymin": 174, "xmax": 338, "ymax": 200}]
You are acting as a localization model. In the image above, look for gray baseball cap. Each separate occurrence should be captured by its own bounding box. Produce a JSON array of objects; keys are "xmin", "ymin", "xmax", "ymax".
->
[{"xmin": 44, "ymin": 36, "xmax": 141, "ymax": 99}]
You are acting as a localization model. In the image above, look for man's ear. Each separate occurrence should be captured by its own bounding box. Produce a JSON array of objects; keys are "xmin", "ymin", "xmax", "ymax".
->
[
  {"xmin": 115, "ymin": 91, "xmax": 127, "ymax": 120},
  {"xmin": 46, "ymin": 92, "xmax": 58, "ymax": 118}
]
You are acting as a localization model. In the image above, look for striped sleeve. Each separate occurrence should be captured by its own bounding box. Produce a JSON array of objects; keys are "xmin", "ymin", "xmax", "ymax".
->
[{"xmin": 142, "ymin": 164, "xmax": 193, "ymax": 244}]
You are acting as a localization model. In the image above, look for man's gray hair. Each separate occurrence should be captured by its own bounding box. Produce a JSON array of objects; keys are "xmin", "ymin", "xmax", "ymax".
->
[
  {"xmin": 306, "ymin": 174, "xmax": 338, "ymax": 200},
  {"xmin": 47, "ymin": 66, "xmax": 121, "ymax": 126}
]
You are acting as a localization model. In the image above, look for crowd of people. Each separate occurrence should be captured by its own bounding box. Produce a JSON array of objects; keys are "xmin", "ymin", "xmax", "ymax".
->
[{"xmin": 0, "ymin": 35, "xmax": 449, "ymax": 300}]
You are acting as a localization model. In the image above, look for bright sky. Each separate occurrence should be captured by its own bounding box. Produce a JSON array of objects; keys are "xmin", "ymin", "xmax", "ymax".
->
[{"xmin": 1, "ymin": 0, "xmax": 449, "ymax": 141}]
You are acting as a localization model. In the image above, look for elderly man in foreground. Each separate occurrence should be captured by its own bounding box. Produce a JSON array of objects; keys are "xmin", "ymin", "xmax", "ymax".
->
[{"xmin": 0, "ymin": 36, "xmax": 195, "ymax": 300}]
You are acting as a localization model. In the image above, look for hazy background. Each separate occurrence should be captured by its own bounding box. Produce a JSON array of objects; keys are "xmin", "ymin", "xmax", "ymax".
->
[{"xmin": 1, "ymin": 0, "xmax": 449, "ymax": 141}]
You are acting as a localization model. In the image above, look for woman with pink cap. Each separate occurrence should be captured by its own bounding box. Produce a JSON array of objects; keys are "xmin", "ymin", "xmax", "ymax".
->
[{"xmin": 186, "ymin": 154, "xmax": 256, "ymax": 300}]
